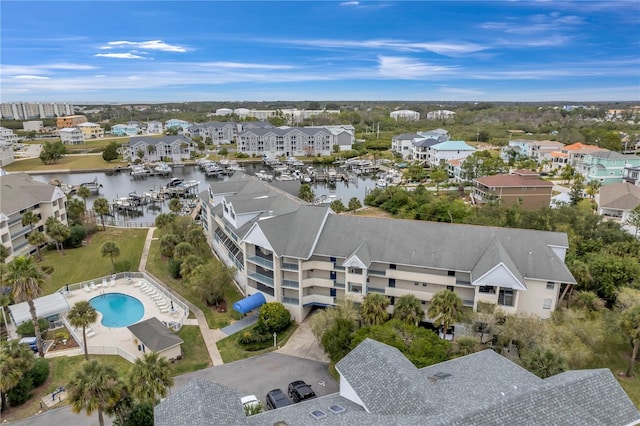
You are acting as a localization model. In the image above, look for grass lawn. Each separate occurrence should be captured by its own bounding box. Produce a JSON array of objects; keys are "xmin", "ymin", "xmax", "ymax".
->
[
  {"xmin": 63, "ymin": 139, "xmax": 127, "ymax": 153},
  {"xmin": 145, "ymin": 235, "xmax": 243, "ymax": 329},
  {"xmin": 170, "ymin": 326, "xmax": 212, "ymax": 375},
  {"xmin": 38, "ymin": 228, "xmax": 147, "ymax": 295},
  {"xmin": 4, "ymin": 155, "xmax": 120, "ymax": 172},
  {"xmin": 217, "ymin": 323, "xmax": 298, "ymax": 364}
]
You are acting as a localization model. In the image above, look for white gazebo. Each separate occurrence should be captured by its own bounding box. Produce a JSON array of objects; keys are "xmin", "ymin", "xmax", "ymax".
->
[{"xmin": 8, "ymin": 292, "xmax": 70, "ymax": 327}]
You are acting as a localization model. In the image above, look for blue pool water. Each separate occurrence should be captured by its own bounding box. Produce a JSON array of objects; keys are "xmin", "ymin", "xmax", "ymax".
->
[{"xmin": 89, "ymin": 293, "xmax": 144, "ymax": 327}]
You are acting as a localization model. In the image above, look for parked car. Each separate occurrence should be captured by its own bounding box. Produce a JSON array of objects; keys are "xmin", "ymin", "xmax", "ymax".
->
[
  {"xmin": 18, "ymin": 337, "xmax": 38, "ymax": 353},
  {"xmin": 240, "ymin": 395, "xmax": 261, "ymax": 411},
  {"xmin": 288, "ymin": 380, "xmax": 316, "ymax": 403},
  {"xmin": 266, "ymin": 388, "xmax": 292, "ymax": 410}
]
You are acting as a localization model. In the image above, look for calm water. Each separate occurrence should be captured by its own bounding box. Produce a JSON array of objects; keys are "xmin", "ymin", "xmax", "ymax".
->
[
  {"xmin": 89, "ymin": 293, "xmax": 144, "ymax": 327},
  {"xmin": 33, "ymin": 164, "xmax": 378, "ymax": 223}
]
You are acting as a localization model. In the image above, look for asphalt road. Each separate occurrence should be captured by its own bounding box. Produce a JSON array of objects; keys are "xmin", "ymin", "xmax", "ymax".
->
[{"xmin": 8, "ymin": 353, "xmax": 337, "ymax": 425}]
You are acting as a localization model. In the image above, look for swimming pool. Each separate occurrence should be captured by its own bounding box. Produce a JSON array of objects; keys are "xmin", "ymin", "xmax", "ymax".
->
[{"xmin": 89, "ymin": 293, "xmax": 144, "ymax": 327}]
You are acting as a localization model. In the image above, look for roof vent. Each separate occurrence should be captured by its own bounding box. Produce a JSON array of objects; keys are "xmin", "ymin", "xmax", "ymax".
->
[
  {"xmin": 433, "ymin": 372, "xmax": 452, "ymax": 380},
  {"xmin": 310, "ymin": 410, "xmax": 328, "ymax": 420},
  {"xmin": 328, "ymin": 405, "xmax": 346, "ymax": 414}
]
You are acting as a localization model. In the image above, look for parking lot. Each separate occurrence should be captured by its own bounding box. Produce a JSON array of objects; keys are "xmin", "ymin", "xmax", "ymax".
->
[{"xmin": 173, "ymin": 352, "xmax": 338, "ymax": 406}]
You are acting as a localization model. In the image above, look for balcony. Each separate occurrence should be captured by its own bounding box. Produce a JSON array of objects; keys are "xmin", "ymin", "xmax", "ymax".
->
[
  {"xmin": 302, "ymin": 294, "xmax": 335, "ymax": 306},
  {"xmin": 281, "ymin": 262, "xmax": 298, "ymax": 271},
  {"xmin": 282, "ymin": 296, "xmax": 300, "ymax": 305},
  {"xmin": 282, "ymin": 279, "xmax": 299, "ymax": 289},
  {"xmin": 367, "ymin": 287, "xmax": 386, "ymax": 294},
  {"xmin": 385, "ymin": 286, "xmax": 436, "ymax": 300},
  {"xmin": 302, "ymin": 277, "xmax": 334, "ymax": 289},
  {"xmin": 302, "ymin": 260, "xmax": 333, "ymax": 271},
  {"xmin": 368, "ymin": 269, "xmax": 386, "ymax": 276},
  {"xmin": 386, "ymin": 269, "xmax": 454, "ymax": 286},
  {"xmin": 247, "ymin": 255, "xmax": 273, "ymax": 269},
  {"xmin": 333, "ymin": 281, "xmax": 345, "ymax": 289},
  {"xmin": 247, "ymin": 272, "xmax": 274, "ymax": 287}
]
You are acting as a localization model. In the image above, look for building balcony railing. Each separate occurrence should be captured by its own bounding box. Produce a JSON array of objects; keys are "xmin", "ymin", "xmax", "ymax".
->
[
  {"xmin": 12, "ymin": 227, "xmax": 30, "ymax": 239},
  {"xmin": 302, "ymin": 294, "xmax": 335, "ymax": 306},
  {"xmin": 281, "ymin": 262, "xmax": 298, "ymax": 271},
  {"xmin": 247, "ymin": 255, "xmax": 273, "ymax": 269},
  {"xmin": 302, "ymin": 277, "xmax": 334, "ymax": 289},
  {"xmin": 282, "ymin": 279, "xmax": 299, "ymax": 289},
  {"xmin": 247, "ymin": 272, "xmax": 274, "ymax": 287},
  {"xmin": 367, "ymin": 287, "xmax": 386, "ymax": 294},
  {"xmin": 282, "ymin": 296, "xmax": 299, "ymax": 305},
  {"xmin": 334, "ymin": 281, "xmax": 345, "ymax": 289},
  {"xmin": 368, "ymin": 269, "xmax": 386, "ymax": 276}
]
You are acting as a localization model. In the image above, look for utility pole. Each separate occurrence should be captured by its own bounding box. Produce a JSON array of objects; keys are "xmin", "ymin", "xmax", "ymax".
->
[{"xmin": 377, "ymin": 122, "xmax": 380, "ymax": 140}]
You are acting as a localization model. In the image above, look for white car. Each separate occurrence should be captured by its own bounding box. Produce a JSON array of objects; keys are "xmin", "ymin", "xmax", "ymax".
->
[{"xmin": 241, "ymin": 395, "xmax": 260, "ymax": 410}]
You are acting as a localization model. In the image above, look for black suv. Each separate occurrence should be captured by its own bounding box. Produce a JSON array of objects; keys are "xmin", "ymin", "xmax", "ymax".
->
[
  {"xmin": 266, "ymin": 388, "xmax": 292, "ymax": 410},
  {"xmin": 288, "ymin": 380, "xmax": 317, "ymax": 403}
]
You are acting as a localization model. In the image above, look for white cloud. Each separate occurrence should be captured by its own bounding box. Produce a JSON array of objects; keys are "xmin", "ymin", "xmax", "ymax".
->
[
  {"xmin": 14, "ymin": 75, "xmax": 50, "ymax": 80},
  {"xmin": 377, "ymin": 56, "xmax": 457, "ymax": 79},
  {"xmin": 340, "ymin": 1, "xmax": 359, "ymax": 6},
  {"xmin": 104, "ymin": 40, "xmax": 187, "ymax": 53},
  {"xmin": 94, "ymin": 53, "xmax": 145, "ymax": 59},
  {"xmin": 191, "ymin": 61, "xmax": 294, "ymax": 70}
]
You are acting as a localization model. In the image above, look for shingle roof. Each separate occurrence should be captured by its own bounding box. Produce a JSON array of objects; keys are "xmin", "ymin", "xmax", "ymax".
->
[
  {"xmin": 474, "ymin": 174, "xmax": 554, "ymax": 188},
  {"xmin": 129, "ymin": 135, "xmax": 192, "ymax": 146},
  {"xmin": 431, "ymin": 140, "xmax": 475, "ymax": 151},
  {"xmin": 127, "ymin": 317, "xmax": 183, "ymax": 352},
  {"xmin": 588, "ymin": 150, "xmax": 634, "ymax": 160},
  {"xmin": 0, "ymin": 173, "xmax": 66, "ymax": 216},
  {"xmin": 599, "ymin": 182, "xmax": 640, "ymax": 210}
]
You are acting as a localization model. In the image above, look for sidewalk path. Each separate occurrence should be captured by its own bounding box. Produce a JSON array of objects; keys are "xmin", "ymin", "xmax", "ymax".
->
[{"xmin": 138, "ymin": 227, "xmax": 224, "ymax": 366}]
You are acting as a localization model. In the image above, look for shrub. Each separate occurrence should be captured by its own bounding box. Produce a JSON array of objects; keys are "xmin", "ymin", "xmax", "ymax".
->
[
  {"xmin": 237, "ymin": 330, "xmax": 273, "ymax": 351},
  {"xmin": 84, "ymin": 221, "xmax": 98, "ymax": 236},
  {"xmin": 168, "ymin": 259, "xmax": 182, "ymax": 278},
  {"xmin": 64, "ymin": 224, "xmax": 87, "ymax": 248},
  {"xmin": 258, "ymin": 302, "xmax": 291, "ymax": 333},
  {"xmin": 27, "ymin": 358, "xmax": 50, "ymax": 387},
  {"xmin": 54, "ymin": 329, "xmax": 69, "ymax": 341},
  {"xmin": 114, "ymin": 260, "xmax": 132, "ymax": 273},
  {"xmin": 17, "ymin": 318, "xmax": 50, "ymax": 340},
  {"xmin": 7, "ymin": 376, "xmax": 33, "ymax": 406}
]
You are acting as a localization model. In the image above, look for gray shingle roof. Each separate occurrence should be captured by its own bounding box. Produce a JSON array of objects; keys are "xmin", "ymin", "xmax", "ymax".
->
[
  {"xmin": 155, "ymin": 379, "xmax": 246, "ymax": 426},
  {"xmin": 129, "ymin": 135, "xmax": 192, "ymax": 146},
  {"xmin": 599, "ymin": 182, "xmax": 640, "ymax": 210},
  {"xmin": 470, "ymin": 238, "xmax": 526, "ymax": 289},
  {"xmin": 127, "ymin": 317, "xmax": 183, "ymax": 352},
  {"xmin": 0, "ymin": 173, "xmax": 65, "ymax": 216}
]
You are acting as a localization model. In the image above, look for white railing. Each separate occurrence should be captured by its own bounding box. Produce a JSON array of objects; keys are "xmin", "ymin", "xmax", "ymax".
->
[{"xmin": 87, "ymin": 345, "xmax": 138, "ymax": 363}]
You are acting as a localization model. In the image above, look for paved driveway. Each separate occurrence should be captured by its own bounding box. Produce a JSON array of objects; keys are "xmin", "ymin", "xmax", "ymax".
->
[{"xmin": 8, "ymin": 353, "xmax": 336, "ymax": 425}]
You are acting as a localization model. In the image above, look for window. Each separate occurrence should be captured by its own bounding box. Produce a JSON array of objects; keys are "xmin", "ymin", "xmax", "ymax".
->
[
  {"xmin": 479, "ymin": 285, "xmax": 495, "ymax": 294},
  {"xmin": 388, "ymin": 278, "xmax": 395, "ymax": 288},
  {"xmin": 543, "ymin": 298, "xmax": 552, "ymax": 310},
  {"xmin": 498, "ymin": 289, "xmax": 515, "ymax": 307},
  {"xmin": 546, "ymin": 282, "xmax": 555, "ymax": 290},
  {"xmin": 389, "ymin": 264, "xmax": 396, "ymax": 269},
  {"xmin": 447, "ymin": 271, "xmax": 455, "ymax": 276},
  {"xmin": 447, "ymin": 285, "xmax": 454, "ymax": 292}
]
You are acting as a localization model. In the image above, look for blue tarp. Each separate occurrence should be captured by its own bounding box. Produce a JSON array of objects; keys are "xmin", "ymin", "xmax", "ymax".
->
[{"xmin": 233, "ymin": 292, "xmax": 267, "ymax": 314}]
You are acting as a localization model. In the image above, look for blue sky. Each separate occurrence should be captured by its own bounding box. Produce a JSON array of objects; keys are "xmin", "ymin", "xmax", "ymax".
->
[{"xmin": 2, "ymin": 1, "xmax": 639, "ymax": 103}]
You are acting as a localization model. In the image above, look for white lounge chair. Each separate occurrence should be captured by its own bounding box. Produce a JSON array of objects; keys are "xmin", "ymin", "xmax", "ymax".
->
[
  {"xmin": 152, "ymin": 294, "xmax": 164, "ymax": 301},
  {"xmin": 102, "ymin": 278, "xmax": 108, "ymax": 287},
  {"xmin": 89, "ymin": 281, "xmax": 97, "ymax": 291},
  {"xmin": 160, "ymin": 308, "xmax": 170, "ymax": 313},
  {"xmin": 83, "ymin": 284, "xmax": 91, "ymax": 293},
  {"xmin": 110, "ymin": 278, "xmax": 116, "ymax": 287},
  {"xmin": 134, "ymin": 280, "xmax": 143, "ymax": 288}
]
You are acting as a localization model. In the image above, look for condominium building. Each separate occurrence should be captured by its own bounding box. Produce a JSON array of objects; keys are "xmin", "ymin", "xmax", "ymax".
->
[
  {"xmin": 56, "ymin": 115, "xmax": 87, "ymax": 129},
  {"xmin": 237, "ymin": 126, "xmax": 351, "ymax": 157},
  {"xmin": 0, "ymin": 103, "xmax": 75, "ymax": 120},
  {"xmin": 204, "ymin": 173, "xmax": 576, "ymax": 323},
  {"xmin": 123, "ymin": 135, "xmax": 192, "ymax": 162},
  {"xmin": 390, "ymin": 109, "xmax": 420, "ymax": 121},
  {"xmin": 0, "ymin": 173, "xmax": 68, "ymax": 262}
]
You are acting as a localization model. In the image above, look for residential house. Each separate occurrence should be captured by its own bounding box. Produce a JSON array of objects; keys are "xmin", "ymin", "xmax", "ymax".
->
[
  {"xmin": 392, "ymin": 133, "xmax": 423, "ymax": 160},
  {"xmin": 390, "ymin": 110, "xmax": 420, "ymax": 121},
  {"xmin": 472, "ymin": 170, "xmax": 554, "ymax": 210},
  {"xmin": 204, "ymin": 173, "xmax": 575, "ymax": 324},
  {"xmin": 427, "ymin": 140, "xmax": 476, "ymax": 167},
  {"xmin": 582, "ymin": 151, "xmax": 640, "ymax": 185},
  {"xmin": 0, "ymin": 127, "xmax": 20, "ymax": 144},
  {"xmin": 165, "ymin": 119, "xmax": 191, "ymax": 130},
  {"xmin": 59, "ymin": 127, "xmax": 85, "ymax": 145},
  {"xmin": 155, "ymin": 338, "xmax": 640, "ymax": 426},
  {"xmin": 237, "ymin": 127, "xmax": 342, "ymax": 157},
  {"xmin": 127, "ymin": 317, "xmax": 183, "ymax": 360},
  {"xmin": 0, "ymin": 141, "xmax": 15, "ymax": 167},
  {"xmin": 306, "ymin": 125, "xmax": 355, "ymax": 151},
  {"xmin": 549, "ymin": 142, "xmax": 604, "ymax": 171},
  {"xmin": 124, "ymin": 135, "xmax": 193, "ymax": 162},
  {"xmin": 186, "ymin": 121, "xmax": 239, "ymax": 145},
  {"xmin": 0, "ymin": 173, "xmax": 68, "ymax": 262},
  {"xmin": 623, "ymin": 165, "xmax": 640, "ymax": 186},
  {"xmin": 76, "ymin": 122, "xmax": 104, "ymax": 139},
  {"xmin": 146, "ymin": 121, "xmax": 163, "ymax": 134},
  {"xmin": 410, "ymin": 138, "xmax": 441, "ymax": 164},
  {"xmin": 417, "ymin": 128, "xmax": 449, "ymax": 140},
  {"xmin": 501, "ymin": 139, "xmax": 564, "ymax": 164},
  {"xmin": 426, "ymin": 110, "xmax": 456, "ymax": 120},
  {"xmin": 56, "ymin": 115, "xmax": 87, "ymax": 129},
  {"xmin": 597, "ymin": 182, "xmax": 640, "ymax": 222},
  {"xmin": 22, "ymin": 121, "xmax": 44, "ymax": 132},
  {"xmin": 446, "ymin": 158, "xmax": 464, "ymax": 182},
  {"xmin": 111, "ymin": 123, "xmax": 139, "ymax": 137}
]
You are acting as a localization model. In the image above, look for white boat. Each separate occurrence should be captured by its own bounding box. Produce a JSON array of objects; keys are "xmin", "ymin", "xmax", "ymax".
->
[
  {"xmin": 130, "ymin": 165, "xmax": 149, "ymax": 178},
  {"xmin": 255, "ymin": 170, "xmax": 274, "ymax": 182},
  {"xmin": 376, "ymin": 178, "xmax": 388, "ymax": 189},
  {"xmin": 314, "ymin": 194, "xmax": 338, "ymax": 205},
  {"xmin": 205, "ymin": 162, "xmax": 224, "ymax": 177},
  {"xmin": 153, "ymin": 163, "xmax": 172, "ymax": 176},
  {"xmin": 276, "ymin": 173, "xmax": 296, "ymax": 181}
]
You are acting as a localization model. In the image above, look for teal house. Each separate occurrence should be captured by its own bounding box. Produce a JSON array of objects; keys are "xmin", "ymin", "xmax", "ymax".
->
[{"xmin": 582, "ymin": 151, "xmax": 640, "ymax": 185}]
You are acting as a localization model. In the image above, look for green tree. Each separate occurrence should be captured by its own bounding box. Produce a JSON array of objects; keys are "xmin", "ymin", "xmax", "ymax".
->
[
  {"xmin": 93, "ymin": 197, "xmax": 111, "ymax": 230},
  {"xmin": 67, "ymin": 198, "xmax": 87, "ymax": 225},
  {"xmin": 173, "ymin": 242, "xmax": 194, "ymax": 261},
  {"xmin": 39, "ymin": 141, "xmax": 66, "ymax": 164},
  {"xmin": 154, "ymin": 213, "xmax": 176, "ymax": 229},
  {"xmin": 619, "ymin": 305, "xmax": 640, "ymax": 377},
  {"xmin": 461, "ymin": 151, "xmax": 506, "ymax": 180},
  {"xmin": 585, "ymin": 180, "xmax": 601, "ymax": 200},
  {"xmin": 67, "ymin": 301, "xmax": 98, "ymax": 361},
  {"xmin": 403, "ymin": 161, "xmax": 427, "ymax": 182},
  {"xmin": 68, "ymin": 360, "xmax": 123, "ymax": 426},
  {"xmin": 0, "ymin": 245, "xmax": 8, "ymax": 264},
  {"xmin": 330, "ymin": 199, "xmax": 345, "ymax": 213},
  {"xmin": 430, "ymin": 167, "xmax": 449, "ymax": 195},
  {"xmin": 128, "ymin": 352, "xmax": 173, "ymax": 405},
  {"xmin": 179, "ymin": 255, "xmax": 203, "ymax": 282},
  {"xmin": 136, "ymin": 149, "xmax": 145, "ymax": 161},
  {"xmin": 101, "ymin": 241, "xmax": 121, "ymax": 273},
  {"xmin": 0, "ymin": 340, "xmax": 35, "ymax": 412},
  {"xmin": 360, "ymin": 293, "xmax": 389, "ymax": 326},
  {"xmin": 626, "ymin": 205, "xmax": 640, "ymax": 238},
  {"xmin": 21, "ymin": 211, "xmax": 39, "ymax": 232},
  {"xmin": 393, "ymin": 294, "xmax": 424, "ymax": 326},
  {"xmin": 521, "ymin": 347, "xmax": 567, "ymax": 378},
  {"xmin": 560, "ymin": 164, "xmax": 575, "ymax": 184},
  {"xmin": 298, "ymin": 184, "xmax": 315, "ymax": 203},
  {"xmin": 27, "ymin": 231, "xmax": 47, "ymax": 262},
  {"xmin": 573, "ymin": 291, "xmax": 604, "ymax": 316},
  {"xmin": 258, "ymin": 302, "xmax": 291, "ymax": 333},
  {"xmin": 427, "ymin": 289, "xmax": 464, "ymax": 340},
  {"xmin": 348, "ymin": 197, "xmax": 362, "ymax": 212},
  {"xmin": 168, "ymin": 198, "xmax": 182, "ymax": 214},
  {"xmin": 102, "ymin": 142, "xmax": 120, "ymax": 162},
  {"xmin": 321, "ymin": 317, "xmax": 356, "ymax": 363},
  {"xmin": 77, "ymin": 185, "xmax": 91, "ymax": 213},
  {"xmin": 310, "ymin": 297, "xmax": 359, "ymax": 342},
  {"xmin": 46, "ymin": 219, "xmax": 70, "ymax": 255},
  {"xmin": 569, "ymin": 175, "xmax": 585, "ymax": 206},
  {"xmin": 159, "ymin": 234, "xmax": 180, "ymax": 258},
  {"xmin": 191, "ymin": 262, "xmax": 235, "ymax": 306},
  {"xmin": 6, "ymin": 256, "xmax": 48, "ymax": 357},
  {"xmin": 118, "ymin": 402, "xmax": 153, "ymax": 426}
]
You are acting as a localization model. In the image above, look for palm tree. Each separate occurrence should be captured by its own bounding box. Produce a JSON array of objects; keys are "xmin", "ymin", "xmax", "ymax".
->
[
  {"xmin": 5, "ymin": 256, "xmax": 48, "ymax": 357},
  {"xmin": 168, "ymin": 198, "xmax": 182, "ymax": 214},
  {"xmin": 45, "ymin": 219, "xmax": 70, "ymax": 256},
  {"xmin": 620, "ymin": 305, "xmax": 640, "ymax": 377},
  {"xmin": 100, "ymin": 241, "xmax": 120, "ymax": 273},
  {"xmin": 128, "ymin": 352, "xmax": 174, "ymax": 405},
  {"xmin": 67, "ymin": 301, "xmax": 98, "ymax": 361},
  {"xmin": 68, "ymin": 360, "xmax": 122, "ymax": 426},
  {"xmin": 360, "ymin": 293, "xmax": 389, "ymax": 326},
  {"xmin": 76, "ymin": 185, "xmax": 91, "ymax": 214},
  {"xmin": 0, "ymin": 245, "xmax": 9, "ymax": 264},
  {"xmin": 28, "ymin": 230, "xmax": 47, "ymax": 261},
  {"xmin": 21, "ymin": 211, "xmax": 39, "ymax": 232},
  {"xmin": 393, "ymin": 294, "xmax": 424, "ymax": 325},
  {"xmin": 0, "ymin": 341, "xmax": 35, "ymax": 412},
  {"xmin": 93, "ymin": 197, "xmax": 111, "ymax": 230},
  {"xmin": 427, "ymin": 289, "xmax": 464, "ymax": 340},
  {"xmin": 173, "ymin": 242, "xmax": 194, "ymax": 261}
]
